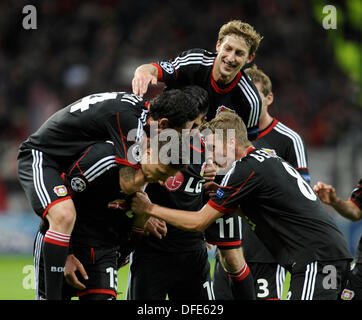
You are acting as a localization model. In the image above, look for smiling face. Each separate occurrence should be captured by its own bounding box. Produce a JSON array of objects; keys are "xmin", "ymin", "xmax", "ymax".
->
[{"xmin": 213, "ymin": 34, "xmax": 253, "ymax": 84}]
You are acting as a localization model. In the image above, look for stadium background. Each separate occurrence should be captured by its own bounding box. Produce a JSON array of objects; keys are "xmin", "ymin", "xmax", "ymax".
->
[{"xmin": 0, "ymin": 0, "xmax": 361, "ymax": 300}]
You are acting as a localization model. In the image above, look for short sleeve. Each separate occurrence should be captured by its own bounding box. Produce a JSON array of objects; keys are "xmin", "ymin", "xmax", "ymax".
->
[{"xmin": 208, "ymin": 161, "xmax": 256, "ymax": 214}]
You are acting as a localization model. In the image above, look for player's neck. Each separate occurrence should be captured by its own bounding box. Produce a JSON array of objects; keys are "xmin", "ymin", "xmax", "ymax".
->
[
  {"xmin": 239, "ymin": 144, "xmax": 254, "ymax": 158},
  {"xmin": 259, "ymin": 113, "xmax": 274, "ymax": 131}
]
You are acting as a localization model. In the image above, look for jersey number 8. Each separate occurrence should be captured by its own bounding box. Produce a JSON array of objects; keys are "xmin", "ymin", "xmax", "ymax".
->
[{"xmin": 281, "ymin": 161, "xmax": 316, "ymax": 201}]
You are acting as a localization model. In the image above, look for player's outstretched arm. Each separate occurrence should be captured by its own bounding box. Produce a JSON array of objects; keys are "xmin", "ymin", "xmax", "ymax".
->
[
  {"xmin": 132, "ymin": 64, "xmax": 159, "ymax": 97},
  {"xmin": 313, "ymin": 181, "xmax": 362, "ymax": 221},
  {"xmin": 131, "ymin": 190, "xmax": 222, "ymax": 232}
]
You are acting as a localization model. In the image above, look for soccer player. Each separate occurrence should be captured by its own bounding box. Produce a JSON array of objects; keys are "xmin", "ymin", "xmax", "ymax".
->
[
  {"xmin": 34, "ymin": 135, "xmax": 187, "ymax": 300},
  {"xmin": 132, "ymin": 19, "xmax": 263, "ymax": 140},
  {"xmin": 17, "ymin": 88, "xmax": 203, "ymax": 299},
  {"xmin": 212, "ymin": 65, "xmax": 311, "ymax": 300},
  {"xmin": 313, "ymin": 179, "xmax": 362, "ymax": 300},
  {"xmin": 126, "ymin": 89, "xmax": 215, "ymax": 300},
  {"xmin": 131, "ymin": 112, "xmax": 353, "ymax": 300},
  {"xmin": 132, "ymin": 19, "xmax": 263, "ymax": 299}
]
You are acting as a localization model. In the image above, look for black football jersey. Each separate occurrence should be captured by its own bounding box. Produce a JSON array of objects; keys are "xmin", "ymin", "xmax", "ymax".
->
[
  {"xmin": 137, "ymin": 135, "xmax": 207, "ymax": 253},
  {"xmin": 242, "ymin": 118, "xmax": 311, "ymax": 263},
  {"xmin": 152, "ymin": 48, "xmax": 262, "ymax": 140},
  {"xmin": 253, "ymin": 118, "xmax": 310, "ymax": 182},
  {"xmin": 209, "ymin": 147, "xmax": 352, "ymax": 269},
  {"xmin": 350, "ymin": 179, "xmax": 362, "ymax": 262},
  {"xmin": 63, "ymin": 142, "xmax": 134, "ymax": 248},
  {"xmin": 19, "ymin": 92, "xmax": 148, "ymax": 169}
]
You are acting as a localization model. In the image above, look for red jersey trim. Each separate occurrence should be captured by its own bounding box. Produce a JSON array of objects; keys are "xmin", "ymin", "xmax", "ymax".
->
[
  {"xmin": 77, "ymin": 289, "xmax": 117, "ymax": 299},
  {"xmin": 257, "ymin": 118, "xmax": 278, "ymax": 139},
  {"xmin": 245, "ymin": 146, "xmax": 256, "ymax": 155},
  {"xmin": 220, "ymin": 170, "xmax": 255, "ymax": 207},
  {"xmin": 207, "ymin": 240, "xmax": 242, "ymax": 247},
  {"xmin": 117, "ymin": 113, "xmax": 128, "ymax": 160},
  {"xmin": 42, "ymin": 196, "xmax": 72, "ymax": 220},
  {"xmin": 115, "ymin": 158, "xmax": 141, "ymax": 169},
  {"xmin": 151, "ymin": 63, "xmax": 163, "ymax": 81},
  {"xmin": 210, "ymin": 61, "xmax": 242, "ymax": 94},
  {"xmin": 43, "ymin": 237, "xmax": 69, "ymax": 247},
  {"xmin": 90, "ymin": 247, "xmax": 95, "ymax": 264},
  {"xmin": 68, "ymin": 145, "xmax": 93, "ymax": 176},
  {"xmin": 207, "ymin": 199, "xmax": 236, "ymax": 214}
]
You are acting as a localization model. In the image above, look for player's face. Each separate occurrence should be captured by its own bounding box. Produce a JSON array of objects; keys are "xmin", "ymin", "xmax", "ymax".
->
[
  {"xmin": 206, "ymin": 133, "xmax": 236, "ymax": 169},
  {"xmin": 254, "ymin": 82, "xmax": 268, "ymax": 119},
  {"xmin": 254, "ymin": 82, "xmax": 273, "ymax": 122},
  {"xmin": 215, "ymin": 35, "xmax": 252, "ymax": 83},
  {"xmin": 142, "ymin": 163, "xmax": 178, "ymax": 183}
]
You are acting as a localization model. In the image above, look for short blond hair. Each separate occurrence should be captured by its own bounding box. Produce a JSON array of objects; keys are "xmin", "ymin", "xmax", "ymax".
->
[
  {"xmin": 218, "ymin": 20, "xmax": 263, "ymax": 57},
  {"xmin": 245, "ymin": 65, "xmax": 272, "ymax": 97},
  {"xmin": 203, "ymin": 112, "xmax": 251, "ymax": 148}
]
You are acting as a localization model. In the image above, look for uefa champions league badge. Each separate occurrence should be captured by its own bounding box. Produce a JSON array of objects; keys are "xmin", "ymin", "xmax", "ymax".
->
[
  {"xmin": 70, "ymin": 177, "xmax": 87, "ymax": 192},
  {"xmin": 53, "ymin": 185, "xmax": 68, "ymax": 197},
  {"xmin": 131, "ymin": 143, "xmax": 142, "ymax": 163},
  {"xmin": 159, "ymin": 61, "xmax": 175, "ymax": 74}
]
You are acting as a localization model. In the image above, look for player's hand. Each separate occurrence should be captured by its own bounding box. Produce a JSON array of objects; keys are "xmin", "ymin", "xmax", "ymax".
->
[
  {"xmin": 201, "ymin": 159, "xmax": 217, "ymax": 182},
  {"xmin": 131, "ymin": 190, "xmax": 153, "ymax": 215},
  {"xmin": 132, "ymin": 68, "xmax": 158, "ymax": 97},
  {"xmin": 203, "ymin": 181, "xmax": 220, "ymax": 198},
  {"xmin": 313, "ymin": 181, "xmax": 338, "ymax": 205},
  {"xmin": 64, "ymin": 254, "xmax": 88, "ymax": 290},
  {"xmin": 144, "ymin": 217, "xmax": 167, "ymax": 239}
]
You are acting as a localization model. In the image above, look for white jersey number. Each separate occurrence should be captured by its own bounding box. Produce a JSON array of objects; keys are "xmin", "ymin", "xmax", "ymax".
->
[
  {"xmin": 70, "ymin": 92, "xmax": 118, "ymax": 113},
  {"xmin": 282, "ymin": 161, "xmax": 316, "ymax": 201}
]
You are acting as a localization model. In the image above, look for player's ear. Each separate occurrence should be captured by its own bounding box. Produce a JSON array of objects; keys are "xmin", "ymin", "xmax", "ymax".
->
[
  {"xmin": 266, "ymin": 92, "xmax": 274, "ymax": 106},
  {"xmin": 247, "ymin": 53, "xmax": 255, "ymax": 63},
  {"xmin": 158, "ymin": 118, "xmax": 169, "ymax": 130}
]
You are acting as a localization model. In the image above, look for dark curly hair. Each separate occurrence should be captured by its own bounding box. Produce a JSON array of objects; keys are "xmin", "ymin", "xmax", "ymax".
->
[
  {"xmin": 149, "ymin": 87, "xmax": 202, "ymax": 129},
  {"xmin": 179, "ymin": 85, "xmax": 209, "ymax": 117}
]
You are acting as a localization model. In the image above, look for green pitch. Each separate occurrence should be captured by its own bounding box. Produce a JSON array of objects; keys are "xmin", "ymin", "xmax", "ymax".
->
[
  {"xmin": 0, "ymin": 255, "xmax": 130, "ymax": 300},
  {"xmin": 0, "ymin": 255, "xmax": 289, "ymax": 300}
]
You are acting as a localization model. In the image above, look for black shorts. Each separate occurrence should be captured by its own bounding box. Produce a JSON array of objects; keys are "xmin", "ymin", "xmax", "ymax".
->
[
  {"xmin": 340, "ymin": 262, "xmax": 362, "ymax": 300},
  {"xmin": 127, "ymin": 248, "xmax": 214, "ymax": 300},
  {"xmin": 250, "ymin": 263, "xmax": 286, "ymax": 300},
  {"xmin": 34, "ymin": 231, "xmax": 118, "ymax": 300},
  {"xmin": 212, "ymin": 258, "xmax": 286, "ymax": 300},
  {"xmin": 204, "ymin": 213, "xmax": 242, "ymax": 249},
  {"xmin": 18, "ymin": 149, "xmax": 71, "ymax": 219},
  {"xmin": 287, "ymin": 260, "xmax": 350, "ymax": 300}
]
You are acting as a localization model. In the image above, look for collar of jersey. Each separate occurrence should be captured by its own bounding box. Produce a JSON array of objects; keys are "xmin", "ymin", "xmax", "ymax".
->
[
  {"xmin": 257, "ymin": 118, "xmax": 278, "ymax": 140},
  {"xmin": 245, "ymin": 146, "xmax": 256, "ymax": 155}
]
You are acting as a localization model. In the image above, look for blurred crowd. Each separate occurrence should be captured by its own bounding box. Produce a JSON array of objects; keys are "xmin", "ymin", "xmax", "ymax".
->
[{"xmin": 0, "ymin": 0, "xmax": 361, "ymax": 211}]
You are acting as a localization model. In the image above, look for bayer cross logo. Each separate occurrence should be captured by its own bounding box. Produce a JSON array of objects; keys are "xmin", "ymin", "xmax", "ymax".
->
[{"xmin": 71, "ymin": 177, "xmax": 87, "ymax": 192}]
